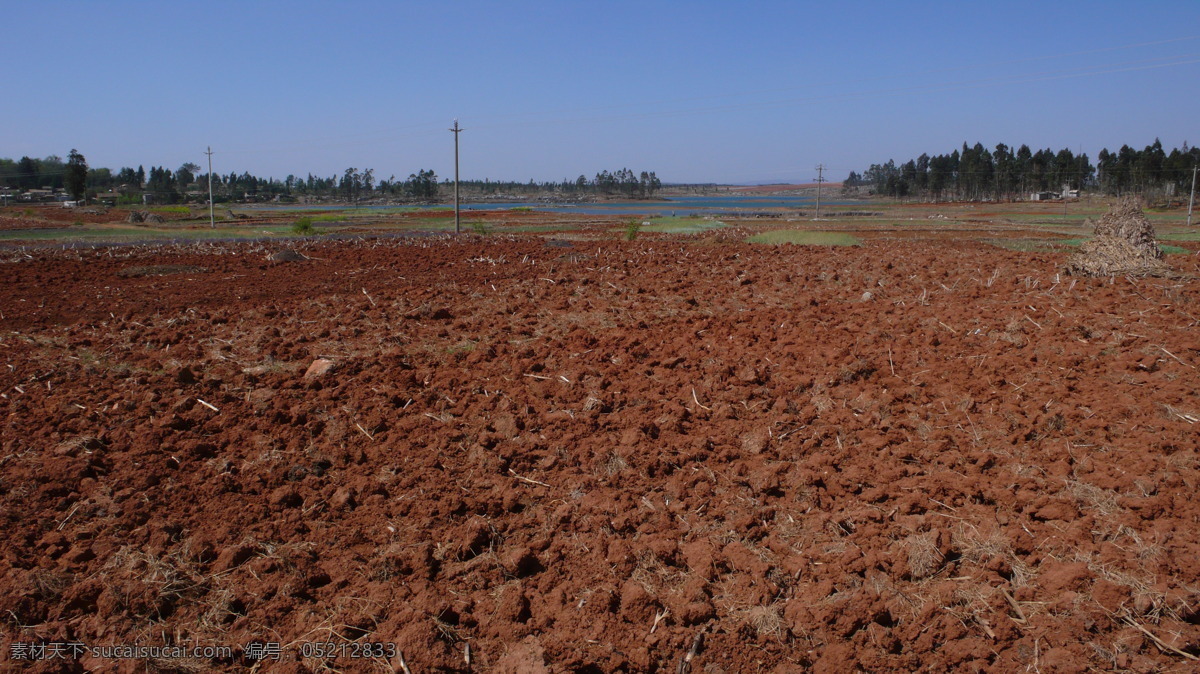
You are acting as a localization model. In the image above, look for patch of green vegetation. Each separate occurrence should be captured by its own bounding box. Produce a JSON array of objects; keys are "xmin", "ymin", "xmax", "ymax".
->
[
  {"xmin": 0, "ymin": 222, "xmax": 310, "ymax": 243},
  {"xmin": 259, "ymin": 208, "xmax": 360, "ymax": 222},
  {"xmin": 291, "ymin": 217, "xmax": 315, "ymax": 235},
  {"xmin": 502, "ymin": 224, "xmax": 574, "ymax": 233},
  {"xmin": 0, "ymin": 227, "xmax": 147, "ymax": 241},
  {"xmin": 639, "ymin": 216, "xmax": 727, "ymax": 234},
  {"xmin": 986, "ymin": 238, "xmax": 1082, "ymax": 252},
  {"xmin": 264, "ymin": 206, "xmax": 426, "ymax": 218},
  {"xmin": 624, "ymin": 219, "xmax": 641, "ymax": 241},
  {"xmin": 147, "ymin": 206, "xmax": 191, "ymax": 215},
  {"xmin": 138, "ymin": 224, "xmax": 297, "ymax": 239},
  {"xmin": 469, "ymin": 221, "xmax": 490, "ymax": 235},
  {"xmin": 1141, "ymin": 209, "xmax": 1191, "ymax": 221},
  {"xmin": 190, "ymin": 225, "xmax": 302, "ymax": 239},
  {"xmin": 369, "ymin": 206, "xmax": 424, "ymax": 215},
  {"xmin": 745, "ymin": 230, "xmax": 860, "ymax": 246},
  {"xmin": 987, "ymin": 237, "xmax": 1190, "ymax": 255},
  {"xmin": 1158, "ymin": 230, "xmax": 1200, "ymax": 241},
  {"xmin": 510, "ymin": 206, "xmax": 533, "ymax": 212},
  {"xmin": 1001, "ymin": 214, "xmax": 1093, "ymax": 227}
]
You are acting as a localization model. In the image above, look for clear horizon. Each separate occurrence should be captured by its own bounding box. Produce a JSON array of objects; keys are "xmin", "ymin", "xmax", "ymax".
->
[{"xmin": 5, "ymin": 1, "xmax": 1199, "ymax": 185}]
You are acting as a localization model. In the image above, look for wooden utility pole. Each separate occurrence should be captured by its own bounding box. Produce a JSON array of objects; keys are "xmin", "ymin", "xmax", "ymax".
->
[
  {"xmin": 205, "ymin": 146, "xmax": 215, "ymax": 228},
  {"xmin": 450, "ymin": 120, "xmax": 463, "ymax": 234},
  {"xmin": 814, "ymin": 164, "xmax": 826, "ymax": 219},
  {"xmin": 1188, "ymin": 165, "xmax": 1197, "ymax": 228}
]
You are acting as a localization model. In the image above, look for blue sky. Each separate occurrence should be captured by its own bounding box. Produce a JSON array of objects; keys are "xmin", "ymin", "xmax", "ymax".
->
[{"xmin": 6, "ymin": 1, "xmax": 1199, "ymax": 184}]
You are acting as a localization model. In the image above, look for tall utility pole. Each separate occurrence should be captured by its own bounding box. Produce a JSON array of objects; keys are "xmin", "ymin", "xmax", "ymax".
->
[
  {"xmin": 813, "ymin": 164, "xmax": 826, "ymax": 219},
  {"xmin": 1188, "ymin": 165, "xmax": 1197, "ymax": 228},
  {"xmin": 205, "ymin": 146, "xmax": 215, "ymax": 228},
  {"xmin": 450, "ymin": 120, "xmax": 463, "ymax": 234}
]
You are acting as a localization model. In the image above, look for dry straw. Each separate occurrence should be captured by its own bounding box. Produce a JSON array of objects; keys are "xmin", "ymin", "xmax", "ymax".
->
[{"xmin": 1065, "ymin": 197, "xmax": 1171, "ymax": 277}]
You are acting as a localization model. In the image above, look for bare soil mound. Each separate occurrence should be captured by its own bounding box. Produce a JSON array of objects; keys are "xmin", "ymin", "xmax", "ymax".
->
[
  {"xmin": 1066, "ymin": 198, "xmax": 1171, "ymax": 277},
  {"xmin": 1, "ymin": 237, "xmax": 1199, "ymax": 671},
  {"xmin": 267, "ymin": 249, "xmax": 306, "ymax": 263}
]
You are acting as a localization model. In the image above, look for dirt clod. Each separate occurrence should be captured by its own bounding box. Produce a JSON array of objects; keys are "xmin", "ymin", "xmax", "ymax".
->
[
  {"xmin": 303, "ymin": 358, "xmax": 336, "ymax": 378},
  {"xmin": 267, "ymin": 249, "xmax": 305, "ymax": 262}
]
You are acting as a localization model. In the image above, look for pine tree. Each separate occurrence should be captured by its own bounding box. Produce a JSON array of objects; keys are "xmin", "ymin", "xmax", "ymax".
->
[{"xmin": 65, "ymin": 149, "xmax": 88, "ymax": 201}]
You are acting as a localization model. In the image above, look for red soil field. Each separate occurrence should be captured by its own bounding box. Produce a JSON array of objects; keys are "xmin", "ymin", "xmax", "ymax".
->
[{"xmin": 1, "ymin": 235, "xmax": 1199, "ymax": 672}]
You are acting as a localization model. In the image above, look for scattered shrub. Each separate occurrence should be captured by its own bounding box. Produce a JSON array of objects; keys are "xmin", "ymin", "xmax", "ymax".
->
[{"xmin": 291, "ymin": 217, "xmax": 315, "ymax": 235}]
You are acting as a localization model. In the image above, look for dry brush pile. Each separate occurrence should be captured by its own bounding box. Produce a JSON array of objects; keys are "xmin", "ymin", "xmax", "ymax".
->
[{"xmin": 1066, "ymin": 197, "xmax": 1172, "ymax": 278}]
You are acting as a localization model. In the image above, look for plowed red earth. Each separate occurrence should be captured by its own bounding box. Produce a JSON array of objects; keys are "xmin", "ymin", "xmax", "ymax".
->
[{"xmin": 2, "ymin": 236, "xmax": 1200, "ymax": 673}]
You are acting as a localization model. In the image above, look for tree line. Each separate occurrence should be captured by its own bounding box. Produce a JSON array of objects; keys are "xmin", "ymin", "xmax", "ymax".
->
[
  {"xmin": 846, "ymin": 139, "xmax": 1199, "ymax": 201},
  {"xmin": 1, "ymin": 152, "xmax": 663, "ymax": 204},
  {"xmin": 421, "ymin": 169, "xmax": 662, "ymax": 197}
]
